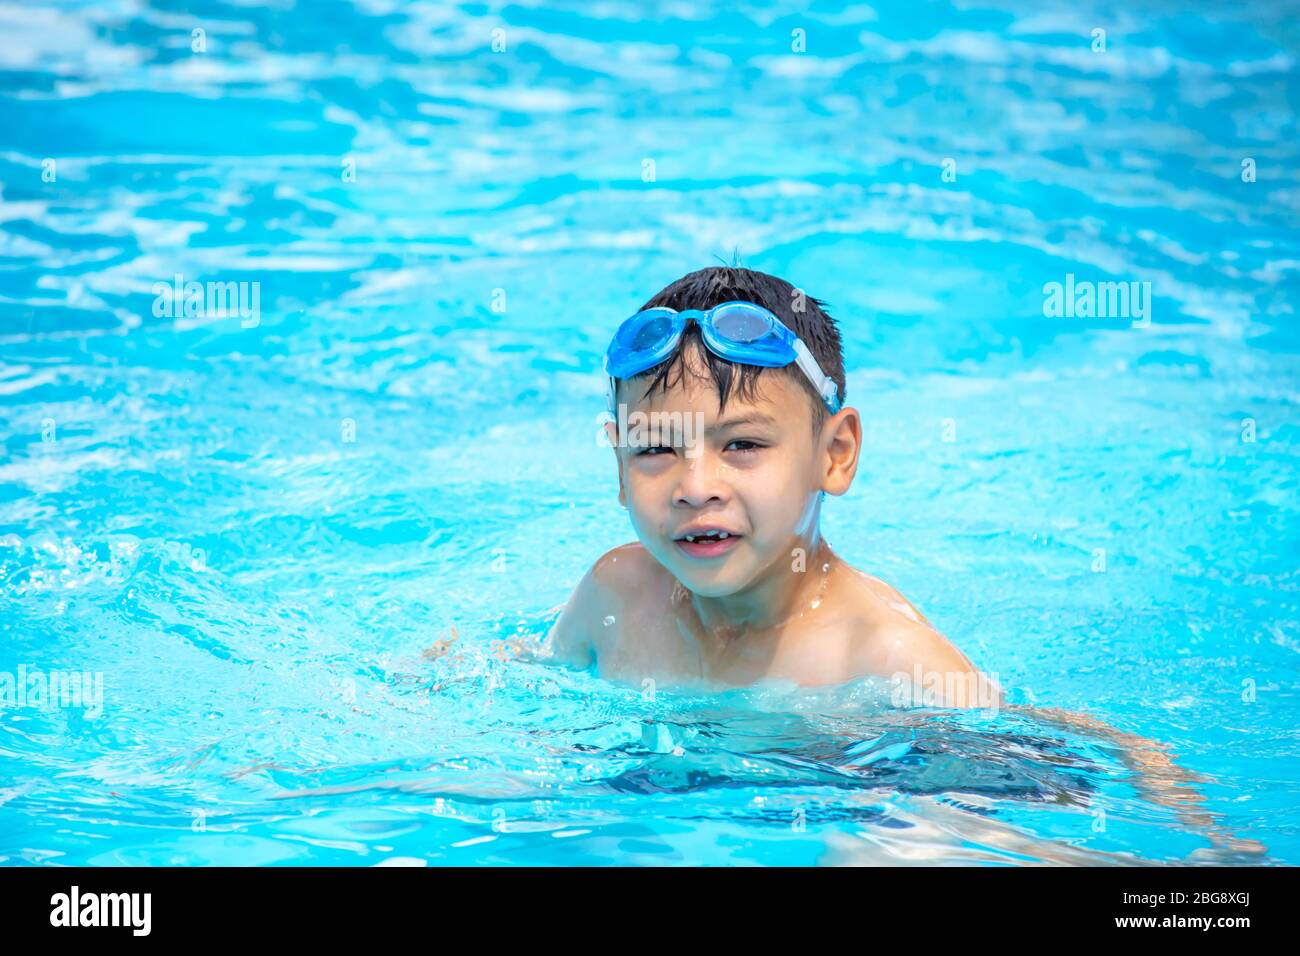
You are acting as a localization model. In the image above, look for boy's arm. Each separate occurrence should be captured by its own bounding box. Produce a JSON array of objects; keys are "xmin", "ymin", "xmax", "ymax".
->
[
  {"xmin": 889, "ymin": 631, "xmax": 1264, "ymax": 859},
  {"xmin": 892, "ymin": 614, "xmax": 1265, "ymax": 859},
  {"xmin": 542, "ymin": 562, "xmax": 605, "ymax": 669},
  {"xmin": 1007, "ymin": 704, "xmax": 1267, "ymax": 861}
]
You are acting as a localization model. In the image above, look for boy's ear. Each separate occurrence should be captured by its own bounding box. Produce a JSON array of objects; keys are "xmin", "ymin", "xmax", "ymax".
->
[
  {"xmin": 821, "ymin": 406, "xmax": 862, "ymax": 497},
  {"xmin": 604, "ymin": 421, "xmax": 627, "ymax": 508}
]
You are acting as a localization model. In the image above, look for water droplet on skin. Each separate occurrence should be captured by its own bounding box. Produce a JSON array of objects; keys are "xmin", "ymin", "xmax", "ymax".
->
[
  {"xmin": 603, "ymin": 615, "xmax": 615, "ymax": 626},
  {"xmin": 811, "ymin": 598, "xmax": 821, "ymax": 609},
  {"xmin": 822, "ymin": 563, "xmax": 830, "ymax": 573}
]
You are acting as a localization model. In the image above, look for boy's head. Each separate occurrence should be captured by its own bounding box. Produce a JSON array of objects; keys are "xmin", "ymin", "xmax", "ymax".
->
[
  {"xmin": 604, "ymin": 267, "xmax": 861, "ymax": 598},
  {"xmin": 613, "ymin": 267, "xmax": 846, "ymax": 434}
]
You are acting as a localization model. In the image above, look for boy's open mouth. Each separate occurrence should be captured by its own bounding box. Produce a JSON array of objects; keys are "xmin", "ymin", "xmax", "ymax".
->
[{"xmin": 673, "ymin": 527, "xmax": 742, "ymax": 559}]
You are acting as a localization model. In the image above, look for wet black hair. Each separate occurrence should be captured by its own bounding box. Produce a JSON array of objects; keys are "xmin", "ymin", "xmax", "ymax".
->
[{"xmin": 613, "ymin": 266, "xmax": 846, "ymax": 432}]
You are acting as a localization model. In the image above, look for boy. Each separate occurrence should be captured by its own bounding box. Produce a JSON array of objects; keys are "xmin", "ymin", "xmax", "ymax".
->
[
  {"xmin": 533, "ymin": 266, "xmax": 1265, "ymax": 856},
  {"xmin": 545, "ymin": 266, "xmax": 998, "ymax": 708}
]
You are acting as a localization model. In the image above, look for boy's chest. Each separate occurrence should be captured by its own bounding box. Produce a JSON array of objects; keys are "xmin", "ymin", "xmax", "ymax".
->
[{"xmin": 590, "ymin": 598, "xmax": 864, "ymax": 690}]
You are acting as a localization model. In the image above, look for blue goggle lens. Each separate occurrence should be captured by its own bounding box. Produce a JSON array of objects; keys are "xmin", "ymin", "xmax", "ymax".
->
[
  {"xmin": 711, "ymin": 303, "xmax": 773, "ymax": 343},
  {"xmin": 628, "ymin": 312, "xmax": 675, "ymax": 351}
]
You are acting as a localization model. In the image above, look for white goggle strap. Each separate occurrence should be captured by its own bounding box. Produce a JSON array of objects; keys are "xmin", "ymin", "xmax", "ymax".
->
[
  {"xmin": 791, "ymin": 339, "xmax": 841, "ymax": 413},
  {"xmin": 605, "ymin": 370, "xmax": 617, "ymax": 417}
]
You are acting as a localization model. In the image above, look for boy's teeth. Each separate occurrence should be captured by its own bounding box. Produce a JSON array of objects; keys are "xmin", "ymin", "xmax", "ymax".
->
[{"xmin": 686, "ymin": 531, "xmax": 730, "ymax": 542}]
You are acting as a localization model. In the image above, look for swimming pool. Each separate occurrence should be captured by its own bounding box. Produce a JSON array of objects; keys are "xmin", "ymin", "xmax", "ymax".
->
[{"xmin": 1, "ymin": 0, "xmax": 1297, "ymax": 866}]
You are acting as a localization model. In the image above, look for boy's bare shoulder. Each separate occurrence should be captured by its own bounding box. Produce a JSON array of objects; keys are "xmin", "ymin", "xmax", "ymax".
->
[
  {"xmin": 571, "ymin": 542, "xmax": 664, "ymax": 607},
  {"xmin": 587, "ymin": 542, "xmax": 674, "ymax": 607},
  {"xmin": 835, "ymin": 566, "xmax": 1001, "ymax": 706},
  {"xmin": 837, "ymin": 566, "xmax": 976, "ymax": 675},
  {"xmin": 545, "ymin": 542, "xmax": 669, "ymax": 666}
]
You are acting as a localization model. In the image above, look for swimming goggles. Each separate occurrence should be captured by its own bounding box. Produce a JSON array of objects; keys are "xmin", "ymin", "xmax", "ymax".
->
[{"xmin": 603, "ymin": 301, "xmax": 841, "ymax": 415}]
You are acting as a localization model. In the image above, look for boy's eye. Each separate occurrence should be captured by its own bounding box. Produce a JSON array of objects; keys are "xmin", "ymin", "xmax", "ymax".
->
[
  {"xmin": 637, "ymin": 445, "xmax": 674, "ymax": 457},
  {"xmin": 726, "ymin": 440, "xmax": 764, "ymax": 453}
]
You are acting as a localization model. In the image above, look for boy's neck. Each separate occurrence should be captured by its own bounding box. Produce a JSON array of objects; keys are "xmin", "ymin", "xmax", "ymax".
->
[{"xmin": 685, "ymin": 535, "xmax": 836, "ymax": 645}]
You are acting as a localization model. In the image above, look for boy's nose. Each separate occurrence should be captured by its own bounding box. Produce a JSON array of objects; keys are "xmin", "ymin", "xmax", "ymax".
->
[{"xmin": 672, "ymin": 454, "xmax": 729, "ymax": 508}]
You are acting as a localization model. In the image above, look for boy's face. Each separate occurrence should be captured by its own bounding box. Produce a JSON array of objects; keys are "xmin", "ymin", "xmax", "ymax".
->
[{"xmin": 607, "ymin": 349, "xmax": 835, "ymax": 598}]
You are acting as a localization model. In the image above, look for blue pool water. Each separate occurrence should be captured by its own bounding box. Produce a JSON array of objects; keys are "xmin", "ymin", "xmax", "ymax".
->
[{"xmin": 1, "ymin": 1, "xmax": 1298, "ymax": 866}]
